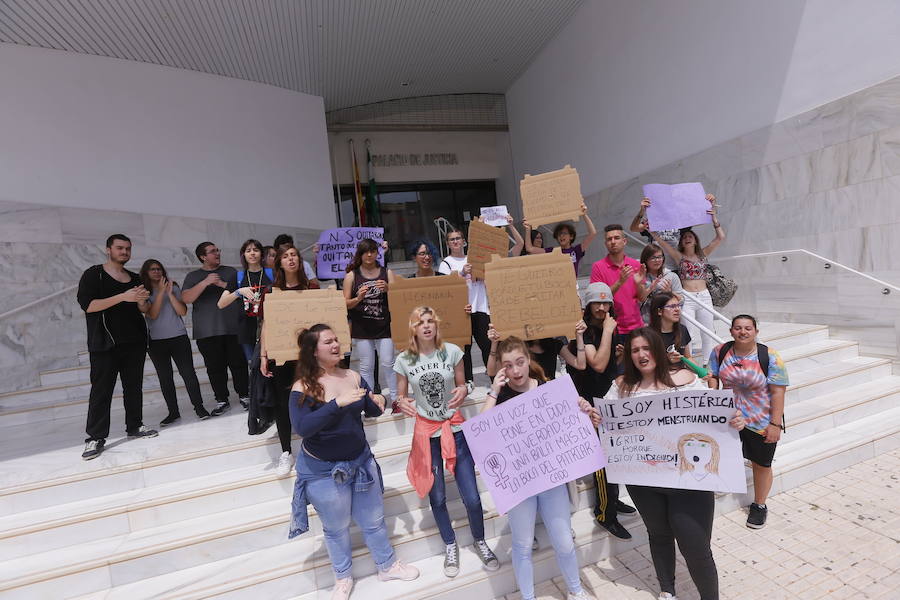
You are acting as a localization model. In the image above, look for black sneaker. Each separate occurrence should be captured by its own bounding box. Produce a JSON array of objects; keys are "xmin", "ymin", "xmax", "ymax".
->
[
  {"xmin": 747, "ymin": 502, "xmax": 768, "ymax": 529},
  {"xmin": 595, "ymin": 516, "xmax": 632, "ymax": 539},
  {"xmin": 210, "ymin": 401, "xmax": 231, "ymax": 417},
  {"xmin": 82, "ymin": 439, "xmax": 105, "ymax": 460},
  {"xmin": 159, "ymin": 414, "xmax": 181, "ymax": 427},
  {"xmin": 127, "ymin": 425, "xmax": 159, "ymax": 438},
  {"xmin": 239, "ymin": 396, "xmax": 250, "ymax": 410},
  {"xmin": 195, "ymin": 407, "xmax": 211, "ymax": 420},
  {"xmin": 616, "ymin": 500, "xmax": 637, "ymax": 514}
]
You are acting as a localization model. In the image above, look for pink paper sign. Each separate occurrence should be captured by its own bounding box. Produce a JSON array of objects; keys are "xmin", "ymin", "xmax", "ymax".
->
[
  {"xmin": 462, "ymin": 375, "xmax": 607, "ymax": 514},
  {"xmin": 643, "ymin": 182, "xmax": 712, "ymax": 231}
]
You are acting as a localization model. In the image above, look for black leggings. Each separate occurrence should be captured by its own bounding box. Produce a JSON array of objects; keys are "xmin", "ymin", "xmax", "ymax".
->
[
  {"xmin": 626, "ymin": 485, "xmax": 719, "ymax": 600},
  {"xmin": 272, "ymin": 361, "xmax": 296, "ymax": 454},
  {"xmin": 148, "ymin": 335, "xmax": 205, "ymax": 416},
  {"xmin": 462, "ymin": 311, "xmax": 491, "ymax": 381}
]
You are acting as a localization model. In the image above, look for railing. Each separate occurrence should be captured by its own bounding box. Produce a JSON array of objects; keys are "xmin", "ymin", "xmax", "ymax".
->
[{"xmin": 714, "ymin": 249, "xmax": 899, "ymax": 295}]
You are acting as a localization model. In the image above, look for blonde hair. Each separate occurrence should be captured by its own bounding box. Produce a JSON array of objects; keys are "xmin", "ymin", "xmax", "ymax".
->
[
  {"xmin": 677, "ymin": 433, "xmax": 720, "ymax": 474},
  {"xmin": 402, "ymin": 306, "xmax": 446, "ymax": 364}
]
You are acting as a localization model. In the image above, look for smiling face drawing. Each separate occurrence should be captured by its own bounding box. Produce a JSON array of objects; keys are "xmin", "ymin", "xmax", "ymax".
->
[{"xmin": 677, "ymin": 433, "xmax": 720, "ymax": 476}]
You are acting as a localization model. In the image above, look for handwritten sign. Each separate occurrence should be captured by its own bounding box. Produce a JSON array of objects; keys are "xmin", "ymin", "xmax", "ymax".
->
[
  {"xmin": 484, "ymin": 249, "xmax": 582, "ymax": 340},
  {"xmin": 316, "ymin": 227, "xmax": 385, "ymax": 280},
  {"xmin": 642, "ymin": 183, "xmax": 712, "ymax": 231},
  {"xmin": 388, "ymin": 274, "xmax": 472, "ymax": 350},
  {"xmin": 462, "ymin": 375, "xmax": 606, "ymax": 514},
  {"xmin": 520, "ymin": 165, "xmax": 584, "ymax": 227},
  {"xmin": 480, "ymin": 205, "xmax": 510, "ymax": 227},
  {"xmin": 467, "ymin": 219, "xmax": 509, "ymax": 280},
  {"xmin": 262, "ymin": 289, "xmax": 351, "ymax": 365},
  {"xmin": 596, "ymin": 388, "xmax": 745, "ymax": 493}
]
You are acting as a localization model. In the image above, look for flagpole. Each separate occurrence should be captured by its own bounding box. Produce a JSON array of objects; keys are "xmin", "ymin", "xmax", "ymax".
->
[{"xmin": 348, "ymin": 138, "xmax": 365, "ymax": 226}]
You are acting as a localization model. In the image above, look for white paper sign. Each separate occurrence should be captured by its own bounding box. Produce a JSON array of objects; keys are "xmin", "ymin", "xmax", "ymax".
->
[
  {"xmin": 595, "ymin": 388, "xmax": 746, "ymax": 493},
  {"xmin": 480, "ymin": 205, "xmax": 510, "ymax": 227}
]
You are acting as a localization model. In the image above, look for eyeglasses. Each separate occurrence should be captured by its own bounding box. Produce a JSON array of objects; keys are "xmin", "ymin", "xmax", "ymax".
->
[
  {"xmin": 205, "ymin": 248, "xmax": 221, "ymax": 255},
  {"xmin": 649, "ymin": 255, "xmax": 664, "ymax": 261},
  {"xmin": 663, "ymin": 302, "xmax": 684, "ymax": 310}
]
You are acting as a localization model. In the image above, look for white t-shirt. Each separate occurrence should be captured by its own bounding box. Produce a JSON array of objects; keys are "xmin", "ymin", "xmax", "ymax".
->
[
  {"xmin": 393, "ymin": 343, "xmax": 465, "ymax": 436},
  {"xmin": 438, "ymin": 254, "xmax": 489, "ymax": 314}
]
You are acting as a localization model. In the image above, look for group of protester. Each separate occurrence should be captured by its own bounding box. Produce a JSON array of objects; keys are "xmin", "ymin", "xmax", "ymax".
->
[{"xmin": 76, "ymin": 194, "xmax": 789, "ymax": 600}]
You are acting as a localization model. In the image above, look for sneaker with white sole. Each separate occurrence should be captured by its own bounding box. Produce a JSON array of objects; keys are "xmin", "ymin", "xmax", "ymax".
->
[
  {"xmin": 473, "ymin": 539, "xmax": 499, "ymax": 571},
  {"xmin": 443, "ymin": 541, "xmax": 460, "ymax": 577},
  {"xmin": 239, "ymin": 396, "xmax": 250, "ymax": 410},
  {"xmin": 568, "ymin": 591, "xmax": 595, "ymax": 600},
  {"xmin": 746, "ymin": 502, "xmax": 768, "ymax": 529},
  {"xmin": 275, "ymin": 451, "xmax": 294, "ymax": 476},
  {"xmin": 330, "ymin": 577, "xmax": 353, "ymax": 600},
  {"xmin": 127, "ymin": 425, "xmax": 159, "ymax": 438},
  {"xmin": 658, "ymin": 593, "xmax": 678, "ymax": 600},
  {"xmin": 210, "ymin": 401, "xmax": 231, "ymax": 416},
  {"xmin": 81, "ymin": 439, "xmax": 105, "ymax": 460},
  {"xmin": 377, "ymin": 560, "xmax": 419, "ymax": 581}
]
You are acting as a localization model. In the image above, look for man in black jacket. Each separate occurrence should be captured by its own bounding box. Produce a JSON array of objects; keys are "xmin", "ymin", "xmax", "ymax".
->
[{"xmin": 77, "ymin": 234, "xmax": 158, "ymax": 460}]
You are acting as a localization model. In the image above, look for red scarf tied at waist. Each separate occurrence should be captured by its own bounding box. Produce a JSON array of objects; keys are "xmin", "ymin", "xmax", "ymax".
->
[{"xmin": 407, "ymin": 411, "xmax": 466, "ymax": 498}]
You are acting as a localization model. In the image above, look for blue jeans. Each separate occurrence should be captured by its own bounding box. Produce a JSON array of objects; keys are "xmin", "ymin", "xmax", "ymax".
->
[
  {"xmin": 297, "ymin": 450, "xmax": 396, "ymax": 579},
  {"xmin": 429, "ymin": 430, "xmax": 486, "ymax": 544},
  {"xmin": 507, "ymin": 485, "xmax": 583, "ymax": 600},
  {"xmin": 352, "ymin": 337, "xmax": 397, "ymax": 400}
]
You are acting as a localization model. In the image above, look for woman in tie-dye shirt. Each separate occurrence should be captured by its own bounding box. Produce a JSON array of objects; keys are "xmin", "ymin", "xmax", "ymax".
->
[{"xmin": 708, "ymin": 315, "xmax": 789, "ymax": 530}]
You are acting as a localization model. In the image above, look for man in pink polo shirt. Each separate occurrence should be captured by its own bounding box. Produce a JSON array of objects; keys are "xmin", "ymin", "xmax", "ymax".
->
[{"xmin": 590, "ymin": 224, "xmax": 648, "ymax": 339}]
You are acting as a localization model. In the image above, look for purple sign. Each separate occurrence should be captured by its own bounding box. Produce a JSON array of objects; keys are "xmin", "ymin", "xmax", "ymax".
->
[
  {"xmin": 462, "ymin": 375, "xmax": 606, "ymax": 514},
  {"xmin": 316, "ymin": 227, "xmax": 385, "ymax": 280},
  {"xmin": 643, "ymin": 182, "xmax": 712, "ymax": 232}
]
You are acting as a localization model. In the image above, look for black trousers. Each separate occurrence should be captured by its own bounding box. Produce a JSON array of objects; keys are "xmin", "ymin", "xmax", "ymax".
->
[
  {"xmin": 591, "ymin": 467, "xmax": 621, "ymax": 523},
  {"xmin": 196, "ymin": 334, "xmax": 249, "ymax": 402},
  {"xmin": 627, "ymin": 485, "xmax": 719, "ymax": 600},
  {"xmin": 85, "ymin": 342, "xmax": 146, "ymax": 441},
  {"xmin": 272, "ymin": 361, "xmax": 296, "ymax": 454},
  {"xmin": 462, "ymin": 311, "xmax": 492, "ymax": 382},
  {"xmin": 147, "ymin": 335, "xmax": 205, "ymax": 416}
]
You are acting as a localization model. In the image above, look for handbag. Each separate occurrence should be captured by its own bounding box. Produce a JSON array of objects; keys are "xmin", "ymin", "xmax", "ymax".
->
[{"xmin": 705, "ymin": 263, "xmax": 737, "ymax": 307}]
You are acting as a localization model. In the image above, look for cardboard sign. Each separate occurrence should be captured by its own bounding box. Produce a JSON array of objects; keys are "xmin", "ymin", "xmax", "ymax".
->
[
  {"xmin": 262, "ymin": 288, "xmax": 351, "ymax": 365},
  {"xmin": 596, "ymin": 388, "xmax": 746, "ymax": 493},
  {"xmin": 520, "ymin": 165, "xmax": 584, "ymax": 227},
  {"xmin": 387, "ymin": 274, "xmax": 472, "ymax": 350},
  {"xmin": 462, "ymin": 375, "xmax": 606, "ymax": 514},
  {"xmin": 642, "ymin": 183, "xmax": 712, "ymax": 231},
  {"xmin": 467, "ymin": 219, "xmax": 509, "ymax": 280},
  {"xmin": 484, "ymin": 249, "xmax": 582, "ymax": 340},
  {"xmin": 316, "ymin": 227, "xmax": 385, "ymax": 280},
  {"xmin": 480, "ymin": 205, "xmax": 510, "ymax": 227}
]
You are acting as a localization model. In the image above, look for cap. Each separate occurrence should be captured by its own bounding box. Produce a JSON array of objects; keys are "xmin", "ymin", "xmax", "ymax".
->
[{"xmin": 583, "ymin": 282, "xmax": 613, "ymax": 306}]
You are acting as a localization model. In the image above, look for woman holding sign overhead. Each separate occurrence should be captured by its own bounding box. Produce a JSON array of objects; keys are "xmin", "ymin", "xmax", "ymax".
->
[
  {"xmin": 343, "ymin": 238, "xmax": 397, "ymax": 405},
  {"xmin": 259, "ymin": 244, "xmax": 318, "ymax": 476},
  {"xmin": 523, "ymin": 203, "xmax": 597, "ymax": 274},
  {"xmin": 603, "ymin": 327, "xmax": 744, "ymax": 600},
  {"xmin": 647, "ymin": 194, "xmax": 724, "ymax": 366},
  {"xmin": 482, "ymin": 336, "xmax": 599, "ymax": 600},
  {"xmin": 288, "ymin": 324, "xmax": 419, "ymax": 599},
  {"xmin": 394, "ymin": 306, "xmax": 500, "ymax": 578}
]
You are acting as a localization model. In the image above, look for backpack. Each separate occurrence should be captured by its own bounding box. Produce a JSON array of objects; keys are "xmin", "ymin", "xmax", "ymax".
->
[
  {"xmin": 717, "ymin": 341, "xmax": 769, "ymax": 377},
  {"xmin": 237, "ymin": 268, "xmax": 274, "ymax": 287}
]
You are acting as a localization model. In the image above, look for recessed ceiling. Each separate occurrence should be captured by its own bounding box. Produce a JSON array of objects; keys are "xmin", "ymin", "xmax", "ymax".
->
[{"xmin": 0, "ymin": 0, "xmax": 583, "ymax": 111}]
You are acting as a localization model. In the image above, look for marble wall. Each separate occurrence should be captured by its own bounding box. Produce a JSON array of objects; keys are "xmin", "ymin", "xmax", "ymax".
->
[
  {"xmin": 0, "ymin": 202, "xmax": 321, "ymax": 393},
  {"xmin": 579, "ymin": 75, "xmax": 900, "ymax": 357}
]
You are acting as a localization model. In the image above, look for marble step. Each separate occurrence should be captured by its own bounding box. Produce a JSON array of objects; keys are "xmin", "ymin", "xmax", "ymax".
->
[
  {"xmin": 782, "ymin": 356, "xmax": 892, "ymax": 403},
  {"xmin": 61, "ymin": 501, "xmax": 646, "ymax": 600},
  {"xmin": 44, "ymin": 349, "xmax": 205, "ymax": 387}
]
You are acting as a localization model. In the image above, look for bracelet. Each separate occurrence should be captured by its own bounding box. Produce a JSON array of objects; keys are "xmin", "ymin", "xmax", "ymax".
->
[
  {"xmin": 486, "ymin": 391, "xmax": 497, "ymax": 400},
  {"xmin": 489, "ymin": 352, "xmax": 498, "ymax": 357},
  {"xmin": 713, "ymin": 221, "xmax": 721, "ymax": 228},
  {"xmin": 577, "ymin": 346, "xmax": 585, "ymax": 351},
  {"xmin": 233, "ymin": 290, "xmax": 242, "ymax": 298}
]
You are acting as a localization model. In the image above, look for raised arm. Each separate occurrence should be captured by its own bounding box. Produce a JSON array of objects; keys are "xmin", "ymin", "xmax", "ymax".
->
[
  {"xmin": 629, "ymin": 197, "xmax": 650, "ymax": 233},
  {"xmin": 586, "ymin": 318, "xmax": 617, "ymax": 372},
  {"xmin": 522, "ymin": 220, "xmax": 545, "ymax": 255},
  {"xmin": 701, "ymin": 194, "xmax": 725, "ymax": 256},
  {"xmin": 650, "ymin": 231, "xmax": 682, "ymax": 263},
  {"xmin": 558, "ymin": 321, "xmax": 587, "ymax": 370},
  {"xmin": 580, "ymin": 204, "xmax": 598, "ymax": 251},
  {"xmin": 506, "ymin": 215, "xmax": 525, "ymax": 256},
  {"xmin": 486, "ymin": 323, "xmax": 501, "ymax": 377}
]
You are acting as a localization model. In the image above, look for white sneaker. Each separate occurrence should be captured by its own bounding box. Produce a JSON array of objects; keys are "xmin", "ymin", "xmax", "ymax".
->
[
  {"xmin": 275, "ymin": 451, "xmax": 294, "ymax": 476},
  {"xmin": 377, "ymin": 560, "xmax": 419, "ymax": 581},
  {"xmin": 331, "ymin": 577, "xmax": 353, "ymax": 600},
  {"xmin": 568, "ymin": 591, "xmax": 595, "ymax": 600},
  {"xmin": 658, "ymin": 593, "xmax": 678, "ymax": 600}
]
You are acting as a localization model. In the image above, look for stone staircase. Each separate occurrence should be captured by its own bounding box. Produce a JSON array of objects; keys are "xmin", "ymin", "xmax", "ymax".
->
[{"xmin": 1, "ymin": 322, "xmax": 899, "ymax": 599}]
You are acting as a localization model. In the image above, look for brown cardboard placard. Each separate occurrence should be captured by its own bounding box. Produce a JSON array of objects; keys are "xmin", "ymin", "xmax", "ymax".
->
[
  {"xmin": 484, "ymin": 249, "xmax": 583, "ymax": 340},
  {"xmin": 467, "ymin": 219, "xmax": 509, "ymax": 279},
  {"xmin": 388, "ymin": 273, "xmax": 472, "ymax": 351},
  {"xmin": 262, "ymin": 288, "xmax": 351, "ymax": 365},
  {"xmin": 520, "ymin": 164, "xmax": 584, "ymax": 227}
]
